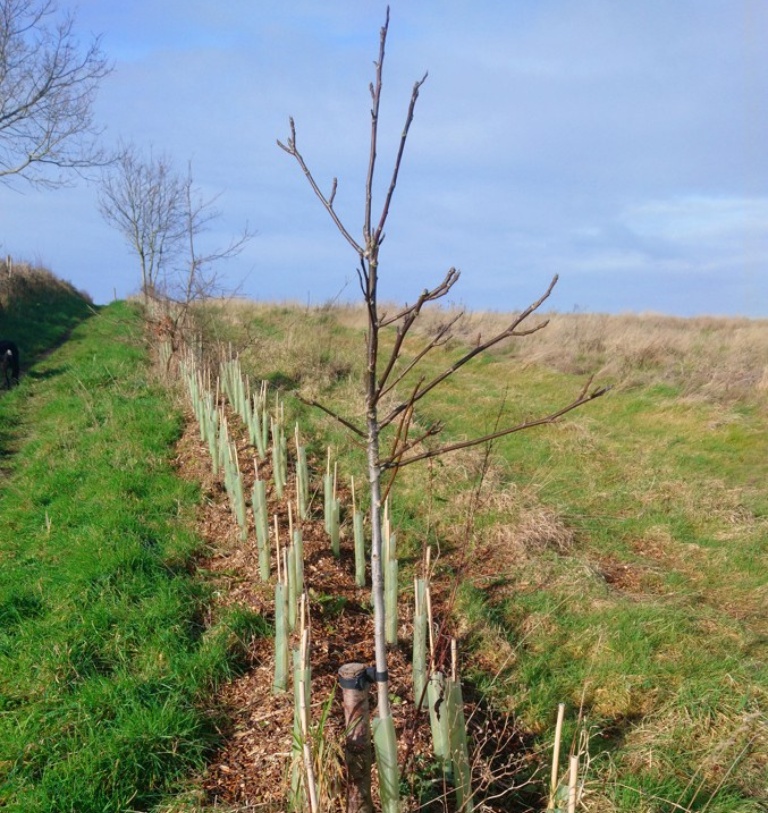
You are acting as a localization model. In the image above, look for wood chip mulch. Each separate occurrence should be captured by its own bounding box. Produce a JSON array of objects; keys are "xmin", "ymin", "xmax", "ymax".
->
[
  {"xmin": 173, "ymin": 403, "xmax": 439, "ymax": 812},
  {"xmin": 171, "ymin": 389, "xmax": 535, "ymax": 812}
]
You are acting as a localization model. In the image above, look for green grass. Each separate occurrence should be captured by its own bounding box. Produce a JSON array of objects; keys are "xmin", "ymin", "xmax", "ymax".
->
[
  {"xmin": 203, "ymin": 301, "xmax": 767, "ymax": 812},
  {"xmin": 0, "ymin": 300, "xmax": 267, "ymax": 812},
  {"xmin": 415, "ymin": 353, "xmax": 767, "ymax": 810}
]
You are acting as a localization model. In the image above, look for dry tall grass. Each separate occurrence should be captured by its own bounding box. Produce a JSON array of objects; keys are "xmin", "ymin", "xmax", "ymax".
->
[
  {"xmin": 333, "ymin": 303, "xmax": 768, "ymax": 405},
  {"xmin": 195, "ymin": 297, "xmax": 768, "ymax": 409},
  {"xmin": 0, "ymin": 258, "xmax": 92, "ymax": 312}
]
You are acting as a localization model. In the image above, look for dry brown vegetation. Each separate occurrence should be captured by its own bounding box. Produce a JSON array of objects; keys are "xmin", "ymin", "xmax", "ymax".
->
[
  {"xmin": 200, "ymin": 297, "xmax": 768, "ymax": 406},
  {"xmin": 0, "ymin": 258, "xmax": 92, "ymax": 312},
  {"xmin": 350, "ymin": 304, "xmax": 768, "ymax": 405}
]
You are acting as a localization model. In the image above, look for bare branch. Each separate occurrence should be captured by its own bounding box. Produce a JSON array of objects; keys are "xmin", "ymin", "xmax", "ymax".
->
[
  {"xmin": 381, "ymin": 375, "xmax": 444, "ymax": 498},
  {"xmin": 175, "ymin": 162, "xmax": 254, "ymax": 307},
  {"xmin": 381, "ymin": 381, "xmax": 611, "ymax": 469},
  {"xmin": 278, "ymin": 117, "xmax": 364, "ymax": 256},
  {"xmin": 0, "ymin": 0, "xmax": 111, "ymax": 187},
  {"xmin": 363, "ymin": 6, "xmax": 389, "ymax": 247},
  {"xmin": 379, "ymin": 267, "xmax": 460, "ymax": 328},
  {"xmin": 293, "ymin": 392, "xmax": 367, "ymax": 439},
  {"xmin": 386, "ymin": 377, "xmax": 421, "ymax": 463},
  {"xmin": 381, "ymin": 399, "xmax": 415, "ymax": 506},
  {"xmin": 380, "ymin": 418, "xmax": 443, "ymax": 470},
  {"xmin": 379, "ymin": 310, "xmax": 464, "ymax": 399},
  {"xmin": 375, "ymin": 268, "xmax": 460, "ymax": 398},
  {"xmin": 373, "ymin": 69, "xmax": 428, "ymax": 244},
  {"xmin": 381, "ymin": 274, "xmax": 559, "ymax": 427}
]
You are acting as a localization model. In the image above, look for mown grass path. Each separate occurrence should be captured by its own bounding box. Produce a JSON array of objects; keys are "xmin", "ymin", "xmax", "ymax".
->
[{"xmin": 0, "ymin": 302, "xmax": 264, "ymax": 813}]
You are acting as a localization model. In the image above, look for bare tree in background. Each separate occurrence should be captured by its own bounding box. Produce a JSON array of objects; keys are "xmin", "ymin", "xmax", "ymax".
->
[
  {"xmin": 99, "ymin": 143, "xmax": 252, "ymax": 312},
  {"xmin": 177, "ymin": 161, "xmax": 253, "ymax": 313},
  {"xmin": 99, "ymin": 143, "xmax": 185, "ymax": 298},
  {"xmin": 0, "ymin": 0, "xmax": 110, "ymax": 187},
  {"xmin": 279, "ymin": 8, "xmax": 608, "ymax": 807}
]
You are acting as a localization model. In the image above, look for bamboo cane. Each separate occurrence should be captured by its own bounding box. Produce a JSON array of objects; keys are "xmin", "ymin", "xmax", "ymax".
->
[
  {"xmin": 567, "ymin": 754, "xmax": 579, "ymax": 813},
  {"xmin": 548, "ymin": 703, "xmax": 566, "ymax": 810}
]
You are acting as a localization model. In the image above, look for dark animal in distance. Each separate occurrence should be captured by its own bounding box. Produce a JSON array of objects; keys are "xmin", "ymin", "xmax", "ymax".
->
[{"xmin": 0, "ymin": 340, "xmax": 20, "ymax": 389}]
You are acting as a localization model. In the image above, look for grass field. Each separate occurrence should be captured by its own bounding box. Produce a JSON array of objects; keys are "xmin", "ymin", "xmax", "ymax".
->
[
  {"xmin": 0, "ymin": 287, "xmax": 266, "ymax": 812},
  {"xmin": 195, "ymin": 298, "xmax": 767, "ymax": 812}
]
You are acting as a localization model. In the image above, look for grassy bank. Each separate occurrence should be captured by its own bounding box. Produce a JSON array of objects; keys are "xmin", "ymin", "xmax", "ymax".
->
[
  {"xmin": 0, "ymin": 263, "xmax": 94, "ymax": 366},
  {"xmin": 195, "ymin": 299, "xmax": 767, "ymax": 812},
  {"xmin": 0, "ymin": 301, "xmax": 266, "ymax": 812}
]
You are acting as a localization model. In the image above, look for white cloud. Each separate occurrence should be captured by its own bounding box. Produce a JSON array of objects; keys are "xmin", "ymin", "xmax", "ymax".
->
[{"xmin": 622, "ymin": 196, "xmax": 768, "ymax": 244}]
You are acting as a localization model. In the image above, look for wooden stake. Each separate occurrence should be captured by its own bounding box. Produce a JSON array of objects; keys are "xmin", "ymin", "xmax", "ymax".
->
[
  {"xmin": 548, "ymin": 703, "xmax": 566, "ymax": 810},
  {"xmin": 338, "ymin": 663, "xmax": 373, "ymax": 813},
  {"xmin": 426, "ymin": 581, "xmax": 435, "ymax": 660}
]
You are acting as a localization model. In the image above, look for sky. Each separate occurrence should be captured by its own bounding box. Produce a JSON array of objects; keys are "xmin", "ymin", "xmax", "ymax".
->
[{"xmin": 2, "ymin": 0, "xmax": 767, "ymax": 316}]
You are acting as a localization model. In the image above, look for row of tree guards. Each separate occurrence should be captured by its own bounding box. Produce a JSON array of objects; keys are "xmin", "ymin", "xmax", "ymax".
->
[{"xmin": 180, "ymin": 351, "xmax": 584, "ymax": 812}]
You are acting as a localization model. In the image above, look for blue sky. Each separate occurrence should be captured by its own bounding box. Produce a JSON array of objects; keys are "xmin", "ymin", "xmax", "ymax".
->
[{"xmin": 3, "ymin": 1, "xmax": 767, "ymax": 316}]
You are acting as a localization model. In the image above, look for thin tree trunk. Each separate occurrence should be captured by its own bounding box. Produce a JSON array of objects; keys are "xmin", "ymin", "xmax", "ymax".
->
[
  {"xmin": 367, "ymin": 417, "xmax": 391, "ymax": 719},
  {"xmin": 365, "ymin": 254, "xmax": 392, "ymax": 720}
]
